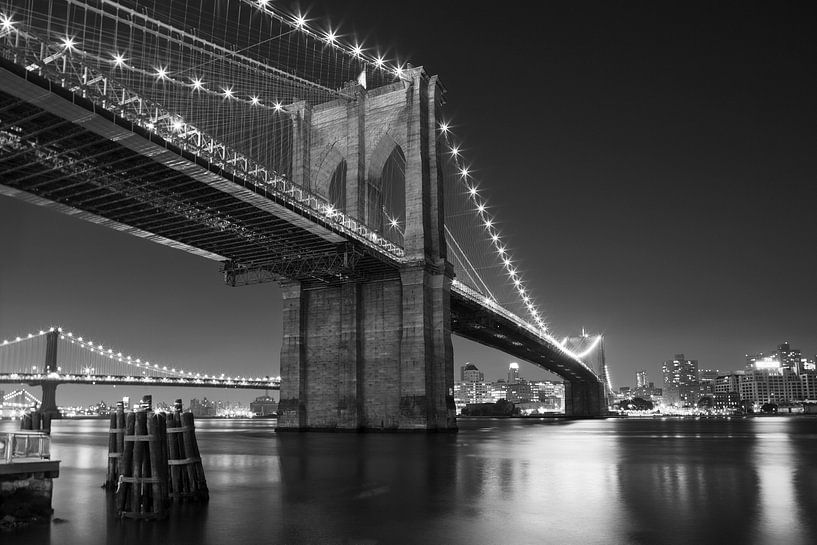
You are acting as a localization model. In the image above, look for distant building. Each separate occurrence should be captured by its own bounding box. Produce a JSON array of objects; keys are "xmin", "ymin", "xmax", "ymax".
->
[
  {"xmin": 453, "ymin": 362, "xmax": 565, "ymax": 414},
  {"xmin": 461, "ymin": 363, "xmax": 484, "ymax": 382},
  {"xmin": 507, "ymin": 362, "xmax": 520, "ymax": 384},
  {"xmin": 735, "ymin": 341, "xmax": 817, "ymax": 405},
  {"xmin": 250, "ymin": 394, "xmax": 277, "ymax": 416},
  {"xmin": 506, "ymin": 381, "xmax": 532, "ymax": 403},
  {"xmin": 738, "ymin": 368, "xmax": 802, "ymax": 405},
  {"xmin": 454, "ymin": 363, "xmax": 489, "ymax": 411},
  {"xmin": 662, "ymin": 354, "xmax": 699, "ymax": 406},
  {"xmin": 802, "ymin": 374, "xmax": 817, "ymax": 400},
  {"xmin": 777, "ymin": 342, "xmax": 803, "ymax": 375},
  {"xmin": 745, "ymin": 352, "xmax": 765, "ymax": 369},
  {"xmin": 189, "ymin": 397, "xmax": 215, "ymax": 417},
  {"xmin": 636, "ymin": 370, "xmax": 648, "ymax": 389},
  {"xmin": 712, "ymin": 392, "xmax": 741, "ymax": 411},
  {"xmin": 715, "ymin": 373, "xmax": 741, "ymax": 396},
  {"xmin": 632, "ymin": 381, "xmax": 662, "ymax": 402},
  {"xmin": 698, "ymin": 369, "xmax": 720, "ymax": 397}
]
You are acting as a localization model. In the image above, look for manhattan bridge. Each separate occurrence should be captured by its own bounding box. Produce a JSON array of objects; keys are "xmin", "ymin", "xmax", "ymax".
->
[{"xmin": 0, "ymin": 0, "xmax": 612, "ymax": 429}]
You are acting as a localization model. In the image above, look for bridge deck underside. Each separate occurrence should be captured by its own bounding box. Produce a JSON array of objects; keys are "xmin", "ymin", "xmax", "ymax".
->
[
  {"xmin": 451, "ymin": 293, "xmax": 598, "ymax": 384},
  {"xmin": 0, "ymin": 64, "xmax": 395, "ymax": 283}
]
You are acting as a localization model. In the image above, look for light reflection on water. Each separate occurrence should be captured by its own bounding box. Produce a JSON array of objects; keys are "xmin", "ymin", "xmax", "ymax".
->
[{"xmin": 2, "ymin": 416, "xmax": 817, "ymax": 545}]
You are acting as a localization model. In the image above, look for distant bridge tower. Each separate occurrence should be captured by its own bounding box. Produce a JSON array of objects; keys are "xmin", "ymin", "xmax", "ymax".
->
[
  {"xmin": 276, "ymin": 67, "xmax": 456, "ymax": 431},
  {"xmin": 29, "ymin": 330, "xmax": 61, "ymax": 418},
  {"xmin": 562, "ymin": 332, "xmax": 610, "ymax": 414}
]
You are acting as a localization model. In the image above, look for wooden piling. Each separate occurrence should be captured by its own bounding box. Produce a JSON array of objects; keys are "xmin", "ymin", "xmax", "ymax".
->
[
  {"xmin": 115, "ymin": 411, "xmax": 135, "ymax": 514},
  {"xmin": 115, "ymin": 409, "xmax": 169, "ymax": 519},
  {"xmin": 166, "ymin": 411, "xmax": 183, "ymax": 500},
  {"xmin": 105, "ymin": 413, "xmax": 119, "ymax": 489},
  {"xmin": 19, "ymin": 410, "xmax": 50, "ymax": 433},
  {"xmin": 20, "ymin": 412, "xmax": 32, "ymax": 431},
  {"xmin": 165, "ymin": 407, "xmax": 208, "ymax": 502}
]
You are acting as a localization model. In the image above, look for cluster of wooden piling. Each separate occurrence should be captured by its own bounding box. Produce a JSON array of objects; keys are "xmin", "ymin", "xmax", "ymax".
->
[
  {"xmin": 19, "ymin": 409, "xmax": 51, "ymax": 433},
  {"xmin": 166, "ymin": 409, "xmax": 209, "ymax": 502},
  {"xmin": 106, "ymin": 398, "xmax": 208, "ymax": 520}
]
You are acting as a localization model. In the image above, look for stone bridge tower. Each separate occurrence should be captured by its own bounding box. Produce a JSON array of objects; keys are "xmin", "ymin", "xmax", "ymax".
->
[{"xmin": 276, "ymin": 67, "xmax": 456, "ymax": 431}]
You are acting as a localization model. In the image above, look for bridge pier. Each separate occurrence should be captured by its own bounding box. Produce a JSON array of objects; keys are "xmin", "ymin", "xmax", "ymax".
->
[
  {"xmin": 277, "ymin": 263, "xmax": 456, "ymax": 431},
  {"xmin": 38, "ymin": 381, "xmax": 60, "ymax": 419},
  {"xmin": 277, "ymin": 67, "xmax": 456, "ymax": 431},
  {"xmin": 563, "ymin": 380, "xmax": 605, "ymax": 417}
]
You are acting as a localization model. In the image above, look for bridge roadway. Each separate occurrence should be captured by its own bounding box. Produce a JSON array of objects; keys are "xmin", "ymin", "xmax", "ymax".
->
[
  {"xmin": 0, "ymin": 373, "xmax": 279, "ymax": 390},
  {"xmin": 0, "ymin": 53, "xmax": 601, "ymax": 406}
]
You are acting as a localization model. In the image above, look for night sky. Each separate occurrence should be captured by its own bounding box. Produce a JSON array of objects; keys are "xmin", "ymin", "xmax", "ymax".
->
[{"xmin": 1, "ymin": 1, "xmax": 815, "ymax": 405}]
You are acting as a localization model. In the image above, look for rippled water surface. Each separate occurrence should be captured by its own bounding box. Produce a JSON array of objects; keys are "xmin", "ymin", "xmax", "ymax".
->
[{"xmin": 4, "ymin": 416, "xmax": 817, "ymax": 545}]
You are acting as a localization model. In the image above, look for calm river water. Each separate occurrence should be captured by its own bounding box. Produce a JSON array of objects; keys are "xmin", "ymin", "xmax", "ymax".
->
[{"xmin": 4, "ymin": 416, "xmax": 817, "ymax": 545}]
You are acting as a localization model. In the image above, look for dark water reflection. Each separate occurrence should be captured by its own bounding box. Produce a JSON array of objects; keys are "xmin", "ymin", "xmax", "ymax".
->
[{"xmin": 3, "ymin": 416, "xmax": 817, "ymax": 544}]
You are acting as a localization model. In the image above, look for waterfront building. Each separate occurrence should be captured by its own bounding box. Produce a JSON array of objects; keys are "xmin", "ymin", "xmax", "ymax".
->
[
  {"xmin": 712, "ymin": 392, "xmax": 741, "ymax": 410},
  {"xmin": 802, "ymin": 374, "xmax": 817, "ymax": 401},
  {"xmin": 715, "ymin": 373, "xmax": 741, "ymax": 395},
  {"xmin": 454, "ymin": 362, "xmax": 565, "ymax": 413},
  {"xmin": 250, "ymin": 394, "xmax": 277, "ymax": 416},
  {"xmin": 189, "ymin": 397, "xmax": 216, "ymax": 417},
  {"xmin": 662, "ymin": 354, "xmax": 699, "ymax": 406},
  {"xmin": 487, "ymin": 380, "xmax": 508, "ymax": 402},
  {"xmin": 631, "ymin": 381, "xmax": 662, "ymax": 402},
  {"xmin": 461, "ymin": 363, "xmax": 484, "ymax": 382},
  {"xmin": 777, "ymin": 342, "xmax": 803, "ymax": 374},
  {"xmin": 738, "ymin": 368, "xmax": 802, "ymax": 405},
  {"xmin": 698, "ymin": 369, "xmax": 720, "ymax": 397},
  {"xmin": 507, "ymin": 362, "xmax": 520, "ymax": 384},
  {"xmin": 745, "ymin": 352, "xmax": 765, "ymax": 369},
  {"xmin": 505, "ymin": 380, "xmax": 533, "ymax": 403}
]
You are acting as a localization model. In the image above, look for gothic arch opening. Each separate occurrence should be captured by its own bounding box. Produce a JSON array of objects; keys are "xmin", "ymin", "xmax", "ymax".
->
[
  {"xmin": 366, "ymin": 144, "xmax": 405, "ymax": 245},
  {"xmin": 327, "ymin": 159, "xmax": 347, "ymax": 211}
]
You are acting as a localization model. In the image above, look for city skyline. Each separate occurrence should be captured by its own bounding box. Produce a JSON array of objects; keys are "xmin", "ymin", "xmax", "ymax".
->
[{"xmin": 2, "ymin": 0, "xmax": 816, "ymax": 403}]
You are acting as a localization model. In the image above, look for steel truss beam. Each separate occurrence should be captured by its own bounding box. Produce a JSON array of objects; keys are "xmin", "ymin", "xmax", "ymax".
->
[{"xmin": 222, "ymin": 245, "xmax": 365, "ymax": 286}]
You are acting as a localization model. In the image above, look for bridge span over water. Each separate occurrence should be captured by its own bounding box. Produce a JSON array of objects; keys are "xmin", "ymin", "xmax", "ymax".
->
[{"xmin": 0, "ymin": 1, "xmax": 610, "ymax": 429}]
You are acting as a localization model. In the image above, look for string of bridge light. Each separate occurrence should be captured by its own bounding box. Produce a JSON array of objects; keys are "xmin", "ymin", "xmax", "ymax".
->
[
  {"xmin": 0, "ymin": 329, "xmax": 49, "ymax": 346},
  {"xmin": 55, "ymin": 35, "xmax": 291, "ymax": 116},
  {"xmin": 438, "ymin": 123, "xmax": 548, "ymax": 333},
  {"xmin": 0, "ymin": 326, "xmax": 274, "ymax": 382},
  {"xmin": 3, "ymin": 2, "xmax": 417, "ymax": 114},
  {"xmin": 1, "ymin": 13, "xmax": 299, "ymax": 117},
  {"xmin": 2, "ymin": 14, "xmax": 407, "ymax": 262},
  {"xmin": 61, "ymin": 330, "xmax": 271, "ymax": 382},
  {"xmin": 247, "ymin": 0, "xmax": 412, "ymax": 80},
  {"xmin": 3, "ymin": 10, "xmax": 409, "ymax": 146}
]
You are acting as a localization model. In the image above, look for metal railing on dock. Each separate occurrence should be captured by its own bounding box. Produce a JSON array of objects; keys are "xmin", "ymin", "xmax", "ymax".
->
[{"xmin": 0, "ymin": 431, "xmax": 51, "ymax": 463}]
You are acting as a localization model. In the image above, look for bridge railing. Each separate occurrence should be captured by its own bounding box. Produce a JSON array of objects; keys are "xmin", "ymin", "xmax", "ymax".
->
[
  {"xmin": 0, "ymin": 431, "xmax": 50, "ymax": 463},
  {"xmin": 451, "ymin": 280, "xmax": 596, "ymax": 376},
  {"xmin": 0, "ymin": 18, "xmax": 406, "ymax": 261},
  {"xmin": 0, "ymin": 372, "xmax": 280, "ymax": 389}
]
